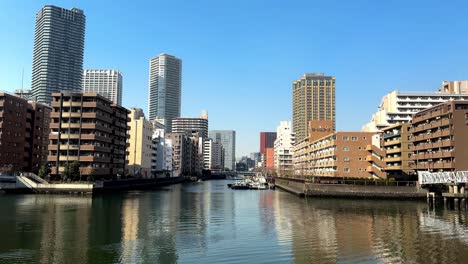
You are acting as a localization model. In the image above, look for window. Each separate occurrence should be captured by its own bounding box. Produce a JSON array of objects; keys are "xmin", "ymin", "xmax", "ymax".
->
[
  {"xmin": 351, "ymin": 136, "xmax": 358, "ymax": 141},
  {"xmin": 344, "ymin": 168, "xmax": 350, "ymax": 173},
  {"xmin": 343, "ymin": 136, "xmax": 349, "ymax": 141},
  {"xmin": 362, "ymin": 137, "xmax": 367, "ymax": 140},
  {"xmin": 343, "ymin": 157, "xmax": 350, "ymax": 162},
  {"xmin": 343, "ymin": 147, "xmax": 349, "ymax": 151}
]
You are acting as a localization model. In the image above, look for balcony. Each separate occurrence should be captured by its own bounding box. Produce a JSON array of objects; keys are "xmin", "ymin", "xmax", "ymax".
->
[
  {"xmin": 386, "ymin": 165, "xmax": 402, "ymax": 170},
  {"xmin": 386, "ymin": 147, "xmax": 401, "ymax": 154},
  {"xmin": 385, "ymin": 138, "xmax": 401, "ymax": 146},
  {"xmin": 385, "ymin": 156, "xmax": 402, "ymax": 162}
]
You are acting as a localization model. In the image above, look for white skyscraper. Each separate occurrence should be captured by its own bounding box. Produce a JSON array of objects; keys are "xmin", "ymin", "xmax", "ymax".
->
[
  {"xmin": 148, "ymin": 54, "xmax": 182, "ymax": 132},
  {"xmin": 83, "ymin": 69, "xmax": 123, "ymax": 105}
]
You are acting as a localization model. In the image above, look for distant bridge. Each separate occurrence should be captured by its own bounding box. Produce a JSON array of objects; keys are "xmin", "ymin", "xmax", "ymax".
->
[{"xmin": 418, "ymin": 171, "xmax": 468, "ymax": 185}]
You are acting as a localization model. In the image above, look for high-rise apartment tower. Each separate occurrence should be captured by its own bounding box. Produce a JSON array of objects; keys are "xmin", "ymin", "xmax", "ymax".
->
[
  {"xmin": 31, "ymin": 5, "xmax": 86, "ymax": 104},
  {"xmin": 148, "ymin": 54, "xmax": 182, "ymax": 132},
  {"xmin": 292, "ymin": 73, "xmax": 335, "ymax": 142},
  {"xmin": 83, "ymin": 69, "xmax": 123, "ymax": 105}
]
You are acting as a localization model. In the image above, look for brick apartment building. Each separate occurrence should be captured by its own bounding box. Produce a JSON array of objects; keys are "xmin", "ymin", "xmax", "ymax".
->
[
  {"xmin": 47, "ymin": 92, "xmax": 129, "ymax": 179},
  {"xmin": 410, "ymin": 101, "xmax": 468, "ymax": 172},
  {"xmin": 0, "ymin": 92, "xmax": 51, "ymax": 174},
  {"xmin": 293, "ymin": 132, "xmax": 385, "ymax": 179}
]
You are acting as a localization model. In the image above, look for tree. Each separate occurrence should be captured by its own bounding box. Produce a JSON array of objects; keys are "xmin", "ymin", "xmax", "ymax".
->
[
  {"xmin": 38, "ymin": 164, "xmax": 51, "ymax": 179},
  {"xmin": 62, "ymin": 161, "xmax": 81, "ymax": 182}
]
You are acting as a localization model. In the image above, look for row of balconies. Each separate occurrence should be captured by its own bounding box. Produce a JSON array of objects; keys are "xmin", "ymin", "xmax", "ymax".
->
[
  {"xmin": 412, "ymin": 129, "xmax": 452, "ymax": 142},
  {"xmin": 386, "ymin": 147, "xmax": 402, "ymax": 154},
  {"xmin": 48, "ymin": 144, "xmax": 111, "ymax": 153},
  {"xmin": 410, "ymin": 140, "xmax": 452, "ymax": 151},
  {"xmin": 411, "ymin": 118, "xmax": 452, "ymax": 133},
  {"xmin": 384, "ymin": 138, "xmax": 402, "ymax": 146},
  {"xmin": 413, "ymin": 162, "xmax": 455, "ymax": 170},
  {"xmin": 411, "ymin": 151, "xmax": 453, "ymax": 161},
  {"xmin": 47, "ymin": 155, "xmax": 111, "ymax": 163},
  {"xmin": 412, "ymin": 109, "xmax": 450, "ymax": 124}
]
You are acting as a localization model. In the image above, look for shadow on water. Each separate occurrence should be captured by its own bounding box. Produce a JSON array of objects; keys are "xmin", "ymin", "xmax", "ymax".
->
[{"xmin": 0, "ymin": 181, "xmax": 467, "ymax": 264}]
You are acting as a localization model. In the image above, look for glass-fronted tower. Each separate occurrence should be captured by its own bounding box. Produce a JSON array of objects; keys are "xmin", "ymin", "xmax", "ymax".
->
[
  {"xmin": 31, "ymin": 5, "xmax": 86, "ymax": 104},
  {"xmin": 209, "ymin": 130, "xmax": 236, "ymax": 171},
  {"xmin": 148, "ymin": 53, "xmax": 182, "ymax": 132}
]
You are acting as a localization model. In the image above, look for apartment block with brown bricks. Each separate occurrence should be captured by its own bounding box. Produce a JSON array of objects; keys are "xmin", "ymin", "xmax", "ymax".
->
[
  {"xmin": 47, "ymin": 92, "xmax": 129, "ymax": 179},
  {"xmin": 410, "ymin": 101, "xmax": 468, "ymax": 172},
  {"xmin": 0, "ymin": 92, "xmax": 51, "ymax": 174},
  {"xmin": 293, "ymin": 132, "xmax": 385, "ymax": 179},
  {"xmin": 381, "ymin": 123, "xmax": 414, "ymax": 180}
]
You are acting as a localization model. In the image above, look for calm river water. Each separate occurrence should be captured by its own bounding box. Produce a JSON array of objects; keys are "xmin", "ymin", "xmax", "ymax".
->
[{"xmin": 1, "ymin": 180, "xmax": 468, "ymax": 263}]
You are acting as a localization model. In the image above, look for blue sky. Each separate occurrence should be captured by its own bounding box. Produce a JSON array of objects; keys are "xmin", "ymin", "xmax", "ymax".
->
[{"xmin": 1, "ymin": 0, "xmax": 468, "ymax": 158}]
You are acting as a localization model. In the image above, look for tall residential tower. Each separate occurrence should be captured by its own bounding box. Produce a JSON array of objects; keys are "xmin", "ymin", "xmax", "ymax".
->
[
  {"xmin": 31, "ymin": 5, "xmax": 86, "ymax": 104},
  {"xmin": 83, "ymin": 69, "xmax": 123, "ymax": 105},
  {"xmin": 292, "ymin": 73, "xmax": 335, "ymax": 142},
  {"xmin": 148, "ymin": 54, "xmax": 182, "ymax": 132}
]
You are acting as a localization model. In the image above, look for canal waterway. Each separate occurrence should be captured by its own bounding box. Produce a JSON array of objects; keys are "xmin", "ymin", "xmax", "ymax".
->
[{"xmin": 1, "ymin": 180, "xmax": 468, "ymax": 263}]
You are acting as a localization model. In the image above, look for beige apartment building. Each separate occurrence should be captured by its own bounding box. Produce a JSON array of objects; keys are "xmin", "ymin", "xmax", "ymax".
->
[
  {"xmin": 410, "ymin": 101, "xmax": 468, "ymax": 172},
  {"xmin": 381, "ymin": 123, "xmax": 414, "ymax": 180},
  {"xmin": 293, "ymin": 132, "xmax": 385, "ymax": 179},
  {"xmin": 127, "ymin": 108, "xmax": 153, "ymax": 178},
  {"xmin": 292, "ymin": 73, "xmax": 335, "ymax": 142},
  {"xmin": 439, "ymin": 80, "xmax": 468, "ymax": 94},
  {"xmin": 48, "ymin": 92, "xmax": 129, "ymax": 179}
]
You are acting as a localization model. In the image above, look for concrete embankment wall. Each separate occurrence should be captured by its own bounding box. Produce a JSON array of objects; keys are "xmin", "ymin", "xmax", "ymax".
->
[{"xmin": 275, "ymin": 178, "xmax": 427, "ymax": 199}]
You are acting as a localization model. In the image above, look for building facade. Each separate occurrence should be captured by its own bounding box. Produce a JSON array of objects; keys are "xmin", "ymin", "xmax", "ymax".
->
[
  {"xmin": 211, "ymin": 141, "xmax": 225, "ymax": 171},
  {"xmin": 171, "ymin": 111, "xmax": 208, "ymax": 138},
  {"xmin": 259, "ymin": 132, "xmax": 277, "ymax": 155},
  {"xmin": 274, "ymin": 121, "xmax": 295, "ymax": 176},
  {"xmin": 83, "ymin": 69, "xmax": 123, "ymax": 105},
  {"xmin": 148, "ymin": 54, "xmax": 182, "ymax": 132},
  {"xmin": 14, "ymin": 89, "xmax": 32, "ymax": 101},
  {"xmin": 293, "ymin": 132, "xmax": 385, "ymax": 179},
  {"xmin": 381, "ymin": 123, "xmax": 414, "ymax": 180},
  {"xmin": 47, "ymin": 92, "xmax": 129, "ymax": 179},
  {"xmin": 410, "ymin": 101, "xmax": 468, "ymax": 172},
  {"xmin": 292, "ymin": 73, "xmax": 336, "ymax": 142},
  {"xmin": 31, "ymin": 5, "xmax": 86, "ymax": 104},
  {"xmin": 209, "ymin": 130, "xmax": 236, "ymax": 171},
  {"xmin": 362, "ymin": 90, "xmax": 468, "ymax": 132},
  {"xmin": 127, "ymin": 108, "xmax": 153, "ymax": 178},
  {"xmin": 439, "ymin": 80, "xmax": 468, "ymax": 94},
  {"xmin": 165, "ymin": 133, "xmax": 202, "ymax": 177},
  {"xmin": 151, "ymin": 129, "xmax": 173, "ymax": 177},
  {"xmin": 0, "ymin": 92, "xmax": 51, "ymax": 174}
]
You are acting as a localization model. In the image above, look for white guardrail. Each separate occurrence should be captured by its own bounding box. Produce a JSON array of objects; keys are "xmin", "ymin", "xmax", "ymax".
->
[{"xmin": 418, "ymin": 171, "xmax": 468, "ymax": 185}]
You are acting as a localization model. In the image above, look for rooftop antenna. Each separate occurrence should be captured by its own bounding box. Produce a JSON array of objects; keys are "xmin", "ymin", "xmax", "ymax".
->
[{"xmin": 21, "ymin": 68, "xmax": 24, "ymax": 98}]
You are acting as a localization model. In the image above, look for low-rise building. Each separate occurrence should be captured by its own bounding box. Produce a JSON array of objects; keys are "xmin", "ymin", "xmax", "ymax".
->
[
  {"xmin": 47, "ymin": 92, "xmax": 129, "ymax": 179},
  {"xmin": 293, "ymin": 132, "xmax": 385, "ymax": 179},
  {"xmin": 381, "ymin": 123, "xmax": 414, "ymax": 180},
  {"xmin": 0, "ymin": 92, "xmax": 51, "ymax": 174},
  {"xmin": 410, "ymin": 101, "xmax": 468, "ymax": 172}
]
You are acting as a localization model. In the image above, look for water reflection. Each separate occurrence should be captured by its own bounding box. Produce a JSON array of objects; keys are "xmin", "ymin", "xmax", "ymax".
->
[{"xmin": 1, "ymin": 181, "xmax": 468, "ymax": 263}]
